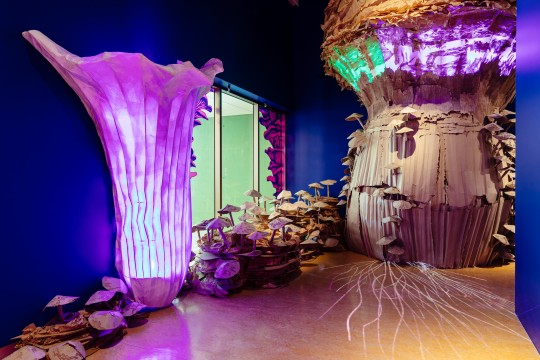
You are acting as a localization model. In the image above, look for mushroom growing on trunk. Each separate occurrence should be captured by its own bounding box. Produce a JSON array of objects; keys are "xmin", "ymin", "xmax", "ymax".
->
[
  {"xmin": 308, "ymin": 182, "xmax": 324, "ymax": 199},
  {"xmin": 320, "ymin": 179, "xmax": 337, "ymax": 197},
  {"xmin": 268, "ymin": 216, "xmax": 293, "ymax": 245},
  {"xmin": 232, "ymin": 221, "xmax": 257, "ymax": 249}
]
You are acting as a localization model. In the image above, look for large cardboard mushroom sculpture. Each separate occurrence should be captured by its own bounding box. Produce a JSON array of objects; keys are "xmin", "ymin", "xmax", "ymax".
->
[{"xmin": 322, "ymin": 0, "xmax": 516, "ymax": 268}]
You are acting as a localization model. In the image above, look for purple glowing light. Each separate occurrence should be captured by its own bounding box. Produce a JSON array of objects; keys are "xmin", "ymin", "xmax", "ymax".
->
[{"xmin": 24, "ymin": 30, "xmax": 223, "ymax": 307}]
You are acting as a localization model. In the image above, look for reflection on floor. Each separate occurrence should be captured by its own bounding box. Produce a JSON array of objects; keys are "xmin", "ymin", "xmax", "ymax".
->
[{"xmin": 89, "ymin": 252, "xmax": 538, "ymax": 360}]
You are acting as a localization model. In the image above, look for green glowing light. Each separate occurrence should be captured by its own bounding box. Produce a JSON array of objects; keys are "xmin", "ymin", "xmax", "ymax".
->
[{"xmin": 330, "ymin": 38, "xmax": 386, "ymax": 92}]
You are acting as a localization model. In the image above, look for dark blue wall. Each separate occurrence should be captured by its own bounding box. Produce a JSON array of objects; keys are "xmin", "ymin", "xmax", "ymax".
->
[
  {"xmin": 287, "ymin": 1, "xmax": 362, "ymax": 198},
  {"xmin": 0, "ymin": 0, "xmax": 294, "ymax": 345},
  {"xmin": 516, "ymin": 0, "xmax": 540, "ymax": 352}
]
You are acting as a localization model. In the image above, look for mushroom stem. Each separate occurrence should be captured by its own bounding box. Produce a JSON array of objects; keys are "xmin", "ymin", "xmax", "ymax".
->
[
  {"xmin": 57, "ymin": 305, "xmax": 64, "ymax": 321},
  {"xmin": 269, "ymin": 229, "xmax": 277, "ymax": 244},
  {"xmin": 240, "ymin": 234, "xmax": 244, "ymax": 248},
  {"xmin": 252, "ymin": 196, "xmax": 257, "ymax": 204},
  {"xmin": 217, "ymin": 227, "xmax": 229, "ymax": 249},
  {"xmin": 263, "ymin": 200, "xmax": 267, "ymax": 211},
  {"xmin": 196, "ymin": 229, "xmax": 201, "ymax": 242},
  {"xmin": 281, "ymin": 227, "xmax": 286, "ymax": 241},
  {"xmin": 252, "ymin": 237, "xmax": 257, "ymax": 253},
  {"xmin": 228, "ymin": 213, "xmax": 235, "ymax": 226},
  {"xmin": 326, "ymin": 185, "xmax": 330, "ymax": 197}
]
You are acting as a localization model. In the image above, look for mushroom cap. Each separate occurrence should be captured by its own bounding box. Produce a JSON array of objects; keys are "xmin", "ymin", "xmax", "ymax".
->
[
  {"xmin": 218, "ymin": 204, "xmax": 241, "ymax": 213},
  {"xmin": 504, "ymin": 224, "xmax": 515, "ymax": 233},
  {"xmin": 483, "ymin": 123, "xmax": 504, "ymax": 132},
  {"xmin": 318, "ymin": 215, "xmax": 336, "ymax": 222},
  {"xmin": 277, "ymin": 190, "xmax": 293, "ymax": 199},
  {"xmin": 285, "ymin": 224, "xmax": 304, "ymax": 233},
  {"xmin": 304, "ymin": 208, "xmax": 317, "ymax": 215},
  {"xmin": 349, "ymin": 136, "xmax": 366, "ymax": 148},
  {"xmin": 239, "ymin": 213, "xmax": 255, "ymax": 222},
  {"xmin": 340, "ymin": 175, "xmax": 350, "ymax": 181},
  {"xmin": 325, "ymin": 238, "xmax": 340, "ymax": 247},
  {"xmin": 300, "ymin": 239, "xmax": 318, "ymax": 245},
  {"xmin": 4, "ymin": 346, "xmax": 46, "ymax": 360},
  {"xmin": 248, "ymin": 231, "xmax": 268, "ymax": 240},
  {"xmin": 206, "ymin": 217, "xmax": 231, "ymax": 229},
  {"xmin": 293, "ymin": 201, "xmax": 309, "ymax": 209},
  {"xmin": 396, "ymin": 127, "xmax": 414, "ymax": 134},
  {"xmin": 377, "ymin": 235, "xmax": 397, "ymax": 245},
  {"xmin": 385, "ymin": 119, "xmax": 405, "ymax": 130},
  {"xmin": 393, "ymin": 200, "xmax": 413, "ymax": 210},
  {"xmin": 387, "ymin": 246, "xmax": 405, "ymax": 255},
  {"xmin": 260, "ymin": 195, "xmax": 273, "ymax": 201},
  {"xmin": 342, "ymin": 159, "xmax": 352, "ymax": 166},
  {"xmin": 85, "ymin": 290, "xmax": 117, "ymax": 306},
  {"xmin": 121, "ymin": 301, "xmax": 146, "ymax": 317},
  {"xmin": 303, "ymin": 194, "xmax": 315, "ymax": 201},
  {"xmin": 240, "ymin": 201, "xmax": 257, "ymax": 211},
  {"xmin": 347, "ymin": 130, "xmax": 363, "ymax": 139},
  {"xmin": 400, "ymin": 106, "xmax": 417, "ymax": 114},
  {"xmin": 308, "ymin": 230, "xmax": 320, "ymax": 240},
  {"xmin": 199, "ymin": 252, "xmax": 220, "ymax": 260},
  {"xmin": 48, "ymin": 341, "xmax": 85, "ymax": 360},
  {"xmin": 342, "ymin": 183, "xmax": 350, "ymax": 190},
  {"xmin": 338, "ymin": 190, "xmax": 349, "ymax": 198},
  {"xmin": 278, "ymin": 202, "xmax": 298, "ymax": 211},
  {"xmin": 320, "ymin": 179, "xmax": 337, "ymax": 186},
  {"xmin": 268, "ymin": 216, "xmax": 293, "ymax": 230},
  {"xmin": 295, "ymin": 190, "xmax": 309, "ymax": 196},
  {"xmin": 102, "ymin": 276, "xmax": 128, "ymax": 294},
  {"xmin": 268, "ymin": 211, "xmax": 281, "ymax": 220},
  {"xmin": 384, "ymin": 162, "xmax": 401, "ymax": 170},
  {"xmin": 215, "ymin": 260, "xmax": 241, "ymax": 279},
  {"xmin": 308, "ymin": 182, "xmax": 324, "ymax": 189},
  {"xmin": 382, "ymin": 215, "xmax": 402, "ymax": 224},
  {"xmin": 244, "ymin": 189, "xmax": 262, "ymax": 198},
  {"xmin": 89, "ymin": 310, "xmax": 126, "ymax": 330},
  {"xmin": 345, "ymin": 112, "xmax": 363, "ymax": 121},
  {"xmin": 269, "ymin": 198, "xmax": 279, "ymax": 204},
  {"xmin": 249, "ymin": 205, "xmax": 265, "ymax": 215},
  {"xmin": 44, "ymin": 295, "xmax": 79, "ymax": 309},
  {"xmin": 494, "ymin": 132, "xmax": 515, "ymax": 141},
  {"xmin": 493, "ymin": 234, "xmax": 510, "ymax": 245},
  {"xmin": 337, "ymin": 199, "xmax": 347, "ymax": 206},
  {"xmin": 232, "ymin": 221, "xmax": 257, "ymax": 235},
  {"xmin": 383, "ymin": 187, "xmax": 400, "ymax": 195},
  {"xmin": 313, "ymin": 201, "xmax": 330, "ymax": 208}
]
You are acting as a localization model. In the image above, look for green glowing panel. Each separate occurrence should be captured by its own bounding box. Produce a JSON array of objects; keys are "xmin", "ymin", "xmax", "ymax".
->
[
  {"xmin": 191, "ymin": 102, "xmax": 215, "ymax": 227},
  {"xmin": 330, "ymin": 38, "xmax": 385, "ymax": 91}
]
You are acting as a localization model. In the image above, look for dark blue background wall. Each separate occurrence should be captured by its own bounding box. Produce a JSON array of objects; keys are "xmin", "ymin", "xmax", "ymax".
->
[
  {"xmin": 0, "ymin": 0, "xmax": 296, "ymax": 345},
  {"xmin": 287, "ymin": 1, "xmax": 362, "ymax": 197},
  {"xmin": 516, "ymin": 0, "xmax": 540, "ymax": 352}
]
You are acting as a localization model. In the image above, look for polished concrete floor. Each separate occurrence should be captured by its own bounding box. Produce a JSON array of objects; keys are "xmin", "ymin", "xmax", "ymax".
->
[{"xmin": 90, "ymin": 252, "xmax": 538, "ymax": 360}]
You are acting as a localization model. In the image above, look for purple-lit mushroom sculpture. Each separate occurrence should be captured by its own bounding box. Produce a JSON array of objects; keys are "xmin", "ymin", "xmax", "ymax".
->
[
  {"xmin": 24, "ymin": 30, "xmax": 223, "ymax": 306},
  {"xmin": 322, "ymin": 0, "xmax": 515, "ymax": 268}
]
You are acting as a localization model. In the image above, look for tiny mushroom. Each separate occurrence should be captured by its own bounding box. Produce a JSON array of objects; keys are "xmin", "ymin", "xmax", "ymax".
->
[
  {"xmin": 278, "ymin": 201, "xmax": 298, "ymax": 213},
  {"xmin": 249, "ymin": 205, "xmax": 265, "ymax": 221},
  {"xmin": 244, "ymin": 189, "xmax": 262, "ymax": 204},
  {"xmin": 396, "ymin": 127, "xmax": 414, "ymax": 134},
  {"xmin": 337, "ymin": 199, "xmax": 347, "ymax": 206},
  {"xmin": 393, "ymin": 200, "xmax": 413, "ymax": 210},
  {"xmin": 277, "ymin": 190, "xmax": 293, "ymax": 204},
  {"xmin": 308, "ymin": 182, "xmax": 324, "ymax": 198},
  {"xmin": 48, "ymin": 341, "xmax": 85, "ymax": 360},
  {"xmin": 240, "ymin": 201, "xmax": 256, "ymax": 213},
  {"xmin": 340, "ymin": 175, "xmax": 350, "ymax": 182},
  {"xmin": 345, "ymin": 112, "xmax": 365, "ymax": 129},
  {"xmin": 295, "ymin": 189, "xmax": 309, "ymax": 202},
  {"xmin": 4, "ymin": 346, "xmax": 46, "ymax": 360},
  {"xmin": 293, "ymin": 200, "xmax": 309, "ymax": 214},
  {"xmin": 239, "ymin": 212, "xmax": 255, "ymax": 222},
  {"xmin": 377, "ymin": 235, "xmax": 397, "ymax": 246},
  {"xmin": 268, "ymin": 211, "xmax": 281, "ymax": 220},
  {"xmin": 232, "ymin": 221, "xmax": 257, "ymax": 248},
  {"xmin": 493, "ymin": 234, "xmax": 510, "ymax": 246},
  {"xmin": 320, "ymin": 179, "xmax": 337, "ymax": 197},
  {"xmin": 243, "ymin": 231, "xmax": 268, "ymax": 256},
  {"xmin": 259, "ymin": 195, "xmax": 273, "ymax": 211},
  {"xmin": 206, "ymin": 217, "xmax": 232, "ymax": 249},
  {"xmin": 218, "ymin": 204, "xmax": 241, "ymax": 226},
  {"xmin": 504, "ymin": 224, "xmax": 515, "ymax": 233},
  {"xmin": 44, "ymin": 295, "xmax": 78, "ymax": 322},
  {"xmin": 268, "ymin": 216, "xmax": 293, "ymax": 243}
]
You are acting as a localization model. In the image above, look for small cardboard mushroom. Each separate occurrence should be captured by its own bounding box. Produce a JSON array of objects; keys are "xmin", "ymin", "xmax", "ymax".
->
[
  {"xmin": 494, "ymin": 132, "xmax": 515, "ymax": 141},
  {"xmin": 382, "ymin": 215, "xmax": 402, "ymax": 224},
  {"xmin": 342, "ymin": 183, "xmax": 350, "ymax": 191},
  {"xmin": 400, "ymin": 106, "xmax": 417, "ymax": 114},
  {"xmin": 239, "ymin": 212, "xmax": 255, "ymax": 222},
  {"xmin": 215, "ymin": 259, "xmax": 241, "ymax": 279},
  {"xmin": 345, "ymin": 112, "xmax": 365, "ymax": 129},
  {"xmin": 313, "ymin": 201, "xmax": 330, "ymax": 209},
  {"xmin": 293, "ymin": 200, "xmax": 309, "ymax": 214},
  {"xmin": 396, "ymin": 127, "xmax": 414, "ymax": 134},
  {"xmin": 242, "ymin": 231, "xmax": 267, "ymax": 256},
  {"xmin": 387, "ymin": 246, "xmax": 405, "ymax": 255},
  {"xmin": 377, "ymin": 235, "xmax": 397, "ymax": 246},
  {"xmin": 337, "ymin": 199, "xmax": 347, "ymax": 206},
  {"xmin": 320, "ymin": 179, "xmax": 337, "ymax": 197},
  {"xmin": 259, "ymin": 195, "xmax": 273, "ymax": 211},
  {"xmin": 340, "ymin": 175, "xmax": 350, "ymax": 182},
  {"xmin": 385, "ymin": 118, "xmax": 405, "ymax": 130},
  {"xmin": 240, "ymin": 201, "xmax": 257, "ymax": 213},
  {"xmin": 4, "ymin": 345, "xmax": 46, "ymax": 360},
  {"xmin": 349, "ymin": 134, "xmax": 366, "ymax": 149},
  {"xmin": 285, "ymin": 224, "xmax": 304, "ymax": 234},
  {"xmin": 199, "ymin": 251, "xmax": 220, "ymax": 261},
  {"xmin": 307, "ymin": 230, "xmax": 320, "ymax": 242},
  {"xmin": 48, "ymin": 341, "xmax": 85, "ymax": 360},
  {"xmin": 503, "ymin": 224, "xmax": 515, "ymax": 233},
  {"xmin": 308, "ymin": 182, "xmax": 324, "ymax": 198},
  {"xmin": 504, "ymin": 191, "xmax": 516, "ymax": 197},
  {"xmin": 295, "ymin": 189, "xmax": 309, "ymax": 202},
  {"xmin": 325, "ymin": 238, "xmax": 340, "ymax": 247},
  {"xmin": 249, "ymin": 205, "xmax": 266, "ymax": 221},
  {"xmin": 303, "ymin": 193, "xmax": 315, "ymax": 204},
  {"xmin": 206, "ymin": 217, "xmax": 231, "ymax": 249},
  {"xmin": 268, "ymin": 211, "xmax": 280, "ymax": 220},
  {"xmin": 218, "ymin": 204, "xmax": 241, "ymax": 226},
  {"xmin": 232, "ymin": 221, "xmax": 257, "ymax": 248},
  {"xmin": 493, "ymin": 234, "xmax": 510, "ymax": 246},
  {"xmin": 244, "ymin": 189, "xmax": 262, "ymax": 203},
  {"xmin": 372, "ymin": 188, "xmax": 385, "ymax": 198},
  {"xmin": 384, "ymin": 187, "xmax": 400, "ymax": 195},
  {"xmin": 393, "ymin": 200, "xmax": 413, "ymax": 210},
  {"xmin": 338, "ymin": 190, "xmax": 349, "ymax": 198},
  {"xmin": 121, "ymin": 301, "xmax": 146, "ymax": 317},
  {"xmin": 277, "ymin": 190, "xmax": 293, "ymax": 203},
  {"xmin": 102, "ymin": 276, "xmax": 128, "ymax": 294},
  {"xmin": 483, "ymin": 123, "xmax": 504, "ymax": 132},
  {"xmin": 268, "ymin": 216, "xmax": 293, "ymax": 243},
  {"xmin": 342, "ymin": 159, "xmax": 352, "ymax": 166},
  {"xmin": 85, "ymin": 290, "xmax": 117, "ymax": 310},
  {"xmin": 89, "ymin": 310, "xmax": 127, "ymax": 330},
  {"xmin": 44, "ymin": 295, "xmax": 78, "ymax": 322},
  {"xmin": 278, "ymin": 202, "xmax": 298, "ymax": 213},
  {"xmin": 384, "ymin": 162, "xmax": 401, "ymax": 171}
]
